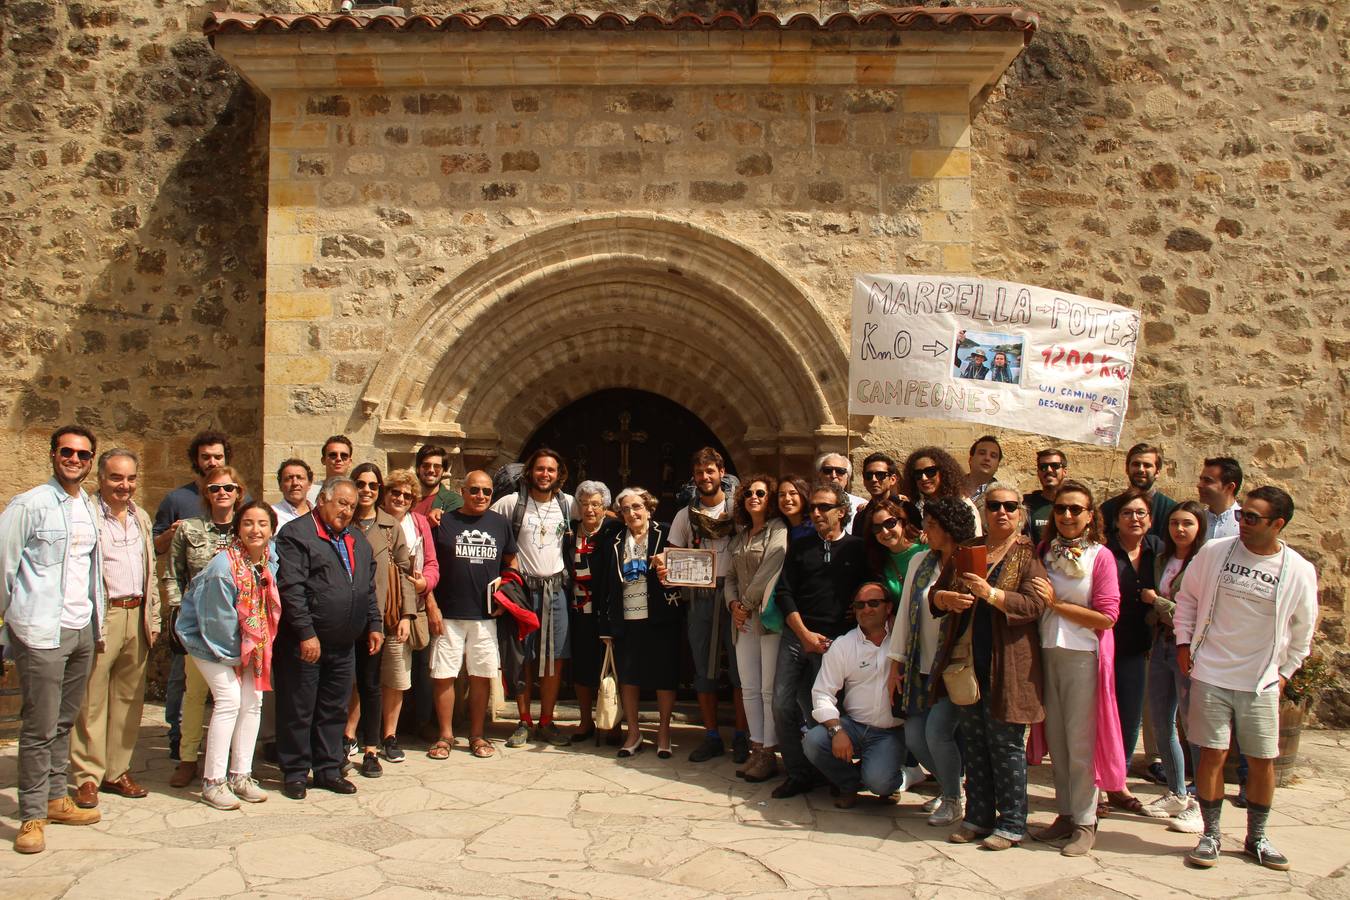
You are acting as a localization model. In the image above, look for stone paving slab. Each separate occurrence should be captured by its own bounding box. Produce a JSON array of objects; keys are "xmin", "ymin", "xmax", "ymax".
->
[{"xmin": 2, "ymin": 706, "xmax": 1348, "ymax": 899}]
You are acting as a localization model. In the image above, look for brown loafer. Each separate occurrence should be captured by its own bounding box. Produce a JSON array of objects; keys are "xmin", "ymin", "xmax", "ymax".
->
[
  {"xmin": 74, "ymin": 781, "xmax": 99, "ymax": 809},
  {"xmin": 169, "ymin": 760, "xmax": 198, "ymax": 789},
  {"xmin": 100, "ymin": 773, "xmax": 148, "ymax": 799}
]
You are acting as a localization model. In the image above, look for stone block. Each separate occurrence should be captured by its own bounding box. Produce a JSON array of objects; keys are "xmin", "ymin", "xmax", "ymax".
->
[
  {"xmin": 501, "ymin": 151, "xmax": 540, "ymax": 172},
  {"xmin": 689, "ymin": 181, "xmax": 746, "ymax": 203},
  {"xmin": 941, "ymin": 244, "xmax": 972, "ymax": 272},
  {"xmin": 440, "ymin": 154, "xmax": 491, "ymax": 174},
  {"xmin": 422, "ymin": 126, "xmax": 481, "ymax": 147},
  {"xmin": 269, "ymin": 235, "xmax": 315, "ymax": 266},
  {"xmin": 902, "ymin": 85, "xmax": 968, "ymax": 113},
  {"xmin": 269, "ymin": 292, "xmax": 331, "ymax": 321},
  {"xmin": 270, "ymin": 182, "xmax": 318, "ymax": 207},
  {"xmin": 271, "ymin": 355, "xmax": 330, "ymax": 385},
  {"xmin": 909, "ymin": 150, "xmax": 970, "ymax": 179}
]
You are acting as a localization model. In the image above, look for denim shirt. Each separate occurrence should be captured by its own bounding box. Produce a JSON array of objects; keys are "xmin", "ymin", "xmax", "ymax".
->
[
  {"xmin": 176, "ymin": 544, "xmax": 279, "ymax": 665},
  {"xmin": 0, "ymin": 478, "xmax": 105, "ymax": 649}
]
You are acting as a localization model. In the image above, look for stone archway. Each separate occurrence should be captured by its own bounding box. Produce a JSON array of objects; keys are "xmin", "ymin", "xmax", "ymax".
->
[{"xmin": 361, "ymin": 214, "xmax": 854, "ymax": 472}]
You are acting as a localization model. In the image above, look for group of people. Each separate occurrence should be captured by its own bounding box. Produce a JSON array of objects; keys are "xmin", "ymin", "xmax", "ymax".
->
[{"xmin": 0, "ymin": 426, "xmax": 1319, "ymax": 876}]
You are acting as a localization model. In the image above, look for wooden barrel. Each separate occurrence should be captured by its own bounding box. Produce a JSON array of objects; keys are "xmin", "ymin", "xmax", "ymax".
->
[
  {"xmin": 1221, "ymin": 699, "xmax": 1307, "ymax": 786},
  {"xmin": 0, "ymin": 658, "xmax": 21, "ymax": 741}
]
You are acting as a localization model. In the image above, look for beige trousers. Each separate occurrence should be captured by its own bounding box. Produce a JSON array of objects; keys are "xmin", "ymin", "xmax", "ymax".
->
[
  {"xmin": 180, "ymin": 656, "xmax": 210, "ymax": 762},
  {"xmin": 71, "ymin": 605, "xmax": 149, "ymax": 785}
]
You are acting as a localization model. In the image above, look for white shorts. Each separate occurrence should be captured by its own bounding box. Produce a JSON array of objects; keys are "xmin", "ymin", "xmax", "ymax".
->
[{"xmin": 430, "ymin": 620, "xmax": 499, "ymax": 680}]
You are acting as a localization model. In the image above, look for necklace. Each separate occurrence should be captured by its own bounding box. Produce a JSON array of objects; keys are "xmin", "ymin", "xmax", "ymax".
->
[{"xmin": 528, "ymin": 496, "xmax": 557, "ymax": 549}]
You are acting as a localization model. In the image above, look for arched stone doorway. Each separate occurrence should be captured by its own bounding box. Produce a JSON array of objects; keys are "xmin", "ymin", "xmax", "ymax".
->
[
  {"xmin": 522, "ymin": 388, "xmax": 735, "ymax": 520},
  {"xmin": 362, "ymin": 215, "xmax": 857, "ymax": 474}
]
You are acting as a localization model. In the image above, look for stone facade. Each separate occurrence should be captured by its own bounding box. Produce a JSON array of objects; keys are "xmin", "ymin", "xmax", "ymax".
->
[{"xmin": 0, "ymin": 1, "xmax": 1346, "ymax": 720}]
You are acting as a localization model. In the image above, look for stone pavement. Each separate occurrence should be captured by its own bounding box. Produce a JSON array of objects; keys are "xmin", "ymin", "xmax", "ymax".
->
[{"xmin": 2, "ymin": 706, "xmax": 1349, "ymax": 900}]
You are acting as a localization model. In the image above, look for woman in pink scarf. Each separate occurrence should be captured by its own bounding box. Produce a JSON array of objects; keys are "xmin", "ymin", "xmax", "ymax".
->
[
  {"xmin": 1027, "ymin": 480, "xmax": 1124, "ymax": 857},
  {"xmin": 176, "ymin": 501, "xmax": 282, "ymax": 810}
]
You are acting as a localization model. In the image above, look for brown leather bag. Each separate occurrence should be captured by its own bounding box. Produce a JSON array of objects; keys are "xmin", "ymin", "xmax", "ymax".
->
[{"xmin": 386, "ymin": 542, "xmax": 430, "ymax": 651}]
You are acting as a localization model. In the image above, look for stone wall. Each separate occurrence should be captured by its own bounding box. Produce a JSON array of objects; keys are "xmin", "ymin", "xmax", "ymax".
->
[{"xmin": 1, "ymin": 0, "xmax": 1346, "ymax": 720}]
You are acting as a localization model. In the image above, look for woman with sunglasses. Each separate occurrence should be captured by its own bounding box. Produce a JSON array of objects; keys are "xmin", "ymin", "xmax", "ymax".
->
[
  {"xmin": 1030, "ymin": 480, "xmax": 1124, "ymax": 857},
  {"xmin": 725, "ymin": 475, "xmax": 788, "ymax": 782},
  {"xmin": 901, "ymin": 447, "xmax": 983, "ymax": 537},
  {"xmin": 163, "ymin": 465, "xmax": 247, "ymax": 790},
  {"xmin": 1103, "ymin": 487, "xmax": 1164, "ymax": 815},
  {"xmin": 776, "ymin": 475, "xmax": 814, "ymax": 541},
  {"xmin": 341, "ymin": 463, "xmax": 416, "ymax": 778},
  {"xmin": 886, "ymin": 497, "xmax": 976, "ymax": 827},
  {"xmin": 1138, "ymin": 500, "xmax": 1209, "ymax": 827},
  {"xmin": 934, "ymin": 484, "xmax": 1047, "ymax": 849},
  {"xmin": 594, "ymin": 487, "xmax": 682, "ymax": 758},
  {"xmin": 376, "ymin": 468, "xmax": 438, "ymax": 765},
  {"xmin": 865, "ymin": 497, "xmax": 927, "ymax": 603},
  {"xmin": 176, "ymin": 501, "xmax": 281, "ymax": 808}
]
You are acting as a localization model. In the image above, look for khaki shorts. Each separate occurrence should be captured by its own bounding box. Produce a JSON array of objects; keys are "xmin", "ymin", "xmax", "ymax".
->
[
  {"xmin": 429, "ymin": 620, "xmax": 498, "ymax": 680},
  {"xmin": 380, "ymin": 636, "xmax": 413, "ymax": 691},
  {"xmin": 1187, "ymin": 678, "xmax": 1279, "ymax": 760}
]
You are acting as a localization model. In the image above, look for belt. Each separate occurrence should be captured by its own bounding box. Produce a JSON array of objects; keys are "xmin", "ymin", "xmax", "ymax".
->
[{"xmin": 108, "ymin": 596, "xmax": 143, "ymax": 609}]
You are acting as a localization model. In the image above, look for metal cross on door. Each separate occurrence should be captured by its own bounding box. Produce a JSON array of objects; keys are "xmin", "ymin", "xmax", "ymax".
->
[{"xmin": 602, "ymin": 411, "xmax": 647, "ymax": 487}]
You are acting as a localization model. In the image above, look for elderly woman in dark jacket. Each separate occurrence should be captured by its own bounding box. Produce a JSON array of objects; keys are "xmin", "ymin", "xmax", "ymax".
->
[
  {"xmin": 929, "ymin": 481, "xmax": 1048, "ymax": 850},
  {"xmin": 593, "ymin": 487, "xmax": 683, "ymax": 760}
]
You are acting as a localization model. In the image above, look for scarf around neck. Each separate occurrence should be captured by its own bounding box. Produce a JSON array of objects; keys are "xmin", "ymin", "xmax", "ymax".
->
[
  {"xmin": 228, "ymin": 539, "xmax": 281, "ymax": 691},
  {"xmin": 1047, "ymin": 535, "xmax": 1091, "ymax": 578},
  {"xmin": 903, "ymin": 551, "xmax": 943, "ymax": 714}
]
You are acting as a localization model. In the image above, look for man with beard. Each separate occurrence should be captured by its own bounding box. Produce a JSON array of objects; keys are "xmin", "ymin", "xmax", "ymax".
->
[
  {"xmin": 818, "ymin": 453, "xmax": 868, "ymax": 536},
  {"xmin": 274, "ymin": 477, "xmax": 382, "ymax": 800},
  {"xmin": 491, "ymin": 448, "xmax": 576, "ymax": 747},
  {"xmin": 1023, "ymin": 448, "xmax": 1069, "ymax": 539},
  {"xmin": 668, "ymin": 447, "xmax": 749, "ymax": 763},
  {"xmin": 1197, "ymin": 456, "xmax": 1243, "ymax": 541},
  {"xmin": 412, "ymin": 444, "xmax": 463, "ymax": 523},
  {"xmin": 1101, "ymin": 442, "xmax": 1177, "ymax": 541},
  {"xmin": 986, "ymin": 351, "xmax": 1017, "ymax": 384}
]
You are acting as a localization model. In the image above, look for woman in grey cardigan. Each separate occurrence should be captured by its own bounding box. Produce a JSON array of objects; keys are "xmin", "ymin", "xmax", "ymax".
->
[{"xmin": 724, "ymin": 474, "xmax": 788, "ymax": 783}]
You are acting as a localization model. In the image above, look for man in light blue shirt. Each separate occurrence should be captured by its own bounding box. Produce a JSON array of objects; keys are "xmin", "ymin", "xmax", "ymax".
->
[
  {"xmin": 0, "ymin": 425, "xmax": 106, "ymax": 853},
  {"xmin": 1197, "ymin": 456, "xmax": 1243, "ymax": 541}
]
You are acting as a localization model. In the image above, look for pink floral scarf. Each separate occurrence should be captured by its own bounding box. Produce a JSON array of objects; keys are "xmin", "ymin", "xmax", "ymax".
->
[{"xmin": 228, "ymin": 540, "xmax": 281, "ymax": 691}]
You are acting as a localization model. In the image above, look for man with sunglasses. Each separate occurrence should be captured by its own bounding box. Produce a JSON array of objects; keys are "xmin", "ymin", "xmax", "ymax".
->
[
  {"xmin": 1024, "ymin": 449, "xmax": 1069, "ymax": 539},
  {"xmin": 1101, "ymin": 442, "xmax": 1177, "ymax": 542},
  {"xmin": 307, "ymin": 435, "xmax": 356, "ymax": 504},
  {"xmin": 1174, "ymin": 486, "xmax": 1318, "ymax": 872},
  {"xmin": 412, "ymin": 444, "xmax": 464, "ymax": 524},
  {"xmin": 817, "ymin": 453, "xmax": 868, "ymax": 535},
  {"xmin": 1, "ymin": 425, "xmax": 104, "ymax": 853},
  {"xmin": 802, "ymin": 582, "xmax": 906, "ymax": 808},
  {"xmin": 860, "ymin": 453, "xmax": 899, "ymax": 502},
  {"xmin": 771, "ymin": 482, "xmax": 867, "ymax": 799}
]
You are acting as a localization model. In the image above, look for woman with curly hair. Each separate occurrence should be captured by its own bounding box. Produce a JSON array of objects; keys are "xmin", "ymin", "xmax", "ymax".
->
[
  {"xmin": 901, "ymin": 447, "xmax": 982, "ymax": 537},
  {"xmin": 725, "ymin": 474, "xmax": 788, "ymax": 782}
]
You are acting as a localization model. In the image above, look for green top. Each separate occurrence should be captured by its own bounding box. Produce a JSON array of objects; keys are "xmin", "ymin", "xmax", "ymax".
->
[{"xmin": 882, "ymin": 542, "xmax": 928, "ymax": 602}]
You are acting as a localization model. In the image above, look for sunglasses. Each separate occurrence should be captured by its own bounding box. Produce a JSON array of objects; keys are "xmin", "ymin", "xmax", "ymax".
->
[
  {"xmin": 386, "ymin": 489, "xmax": 415, "ymax": 501},
  {"xmin": 851, "ymin": 598, "xmax": 886, "ymax": 610},
  {"xmin": 355, "ymin": 479, "xmax": 381, "ymax": 490},
  {"xmin": 57, "ymin": 447, "xmax": 94, "ymax": 461},
  {"xmin": 465, "ymin": 486, "xmax": 493, "ymax": 496},
  {"xmin": 207, "ymin": 483, "xmax": 239, "ymax": 495},
  {"xmin": 1037, "ymin": 462, "xmax": 1065, "ymax": 472},
  {"xmin": 743, "ymin": 489, "xmax": 768, "ymax": 499},
  {"xmin": 871, "ymin": 517, "xmax": 901, "ymax": 533},
  {"xmin": 1237, "ymin": 510, "xmax": 1274, "ymax": 525},
  {"xmin": 914, "ymin": 465, "xmax": 940, "ymax": 480},
  {"xmin": 1053, "ymin": 503, "xmax": 1087, "ymax": 517},
  {"xmin": 820, "ymin": 466, "xmax": 848, "ymax": 477},
  {"xmin": 862, "ymin": 470, "xmax": 891, "ymax": 481},
  {"xmin": 809, "ymin": 502, "xmax": 842, "ymax": 514},
  {"xmin": 985, "ymin": 500, "xmax": 1020, "ymax": 513},
  {"xmin": 325, "ymin": 451, "xmax": 351, "ymax": 461}
]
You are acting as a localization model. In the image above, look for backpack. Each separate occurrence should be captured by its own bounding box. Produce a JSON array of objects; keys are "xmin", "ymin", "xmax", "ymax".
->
[{"xmin": 674, "ymin": 472, "xmax": 741, "ymax": 510}]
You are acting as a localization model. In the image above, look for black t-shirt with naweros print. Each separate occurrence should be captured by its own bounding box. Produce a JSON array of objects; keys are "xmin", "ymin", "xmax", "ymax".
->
[{"xmin": 431, "ymin": 508, "xmax": 517, "ymax": 620}]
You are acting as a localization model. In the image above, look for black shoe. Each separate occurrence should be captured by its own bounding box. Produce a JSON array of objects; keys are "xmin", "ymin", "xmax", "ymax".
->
[
  {"xmin": 381, "ymin": 735, "xmax": 405, "ymax": 763},
  {"xmin": 570, "ymin": 726, "xmax": 597, "ymax": 745},
  {"xmin": 732, "ymin": 732, "xmax": 751, "ymax": 765},
  {"xmin": 617, "ymin": 740, "xmax": 645, "ymax": 759},
  {"xmin": 169, "ymin": 736, "xmax": 181, "ymax": 761},
  {"xmin": 314, "ymin": 775, "xmax": 357, "ymax": 795},
  {"xmin": 771, "ymin": 777, "xmax": 815, "ymax": 799},
  {"xmin": 262, "ymin": 741, "xmax": 278, "ymax": 764},
  {"xmin": 1143, "ymin": 761, "xmax": 1167, "ymax": 785},
  {"xmin": 1243, "ymin": 836, "xmax": 1290, "ymax": 871},
  {"xmin": 342, "ymin": 736, "xmax": 359, "ymax": 758},
  {"xmin": 360, "ymin": 752, "xmax": 383, "ymax": 778},
  {"xmin": 604, "ymin": 727, "xmax": 624, "ymax": 747},
  {"xmin": 282, "ymin": 781, "xmax": 307, "ymax": 801},
  {"xmin": 688, "ymin": 734, "xmax": 725, "ymax": 763}
]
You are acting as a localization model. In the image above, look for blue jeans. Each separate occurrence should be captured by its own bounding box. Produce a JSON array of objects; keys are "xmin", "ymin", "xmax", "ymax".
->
[
  {"xmin": 802, "ymin": 717, "xmax": 906, "ymax": 797},
  {"xmin": 905, "ymin": 674, "xmax": 962, "ymax": 800},
  {"xmin": 1147, "ymin": 633, "xmax": 1190, "ymax": 794},
  {"xmin": 772, "ymin": 630, "xmax": 824, "ymax": 782},
  {"xmin": 1115, "ymin": 650, "xmax": 1147, "ymax": 765},
  {"xmin": 165, "ymin": 653, "xmax": 186, "ymax": 741}
]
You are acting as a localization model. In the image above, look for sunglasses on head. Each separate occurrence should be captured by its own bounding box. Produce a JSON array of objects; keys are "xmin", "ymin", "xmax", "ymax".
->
[
  {"xmin": 207, "ymin": 483, "xmax": 239, "ymax": 495},
  {"xmin": 871, "ymin": 517, "xmax": 901, "ymax": 533},
  {"xmin": 325, "ymin": 451, "xmax": 351, "ymax": 461},
  {"xmin": 57, "ymin": 447, "xmax": 94, "ymax": 461},
  {"xmin": 820, "ymin": 466, "xmax": 848, "ymax": 477},
  {"xmin": 986, "ymin": 500, "xmax": 1020, "ymax": 513},
  {"xmin": 809, "ymin": 502, "xmax": 842, "ymax": 514},
  {"xmin": 743, "ymin": 488, "xmax": 768, "ymax": 499},
  {"xmin": 851, "ymin": 598, "xmax": 886, "ymax": 610},
  {"xmin": 1053, "ymin": 503, "xmax": 1087, "ymax": 517},
  {"xmin": 465, "ymin": 486, "xmax": 492, "ymax": 496},
  {"xmin": 386, "ymin": 489, "xmax": 415, "ymax": 501},
  {"xmin": 862, "ymin": 470, "xmax": 891, "ymax": 481},
  {"xmin": 1037, "ymin": 461, "xmax": 1065, "ymax": 472},
  {"xmin": 914, "ymin": 465, "xmax": 940, "ymax": 480}
]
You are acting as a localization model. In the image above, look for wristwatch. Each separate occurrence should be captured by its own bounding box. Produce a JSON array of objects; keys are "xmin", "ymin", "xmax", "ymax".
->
[{"xmin": 827, "ymin": 725, "xmax": 843, "ymax": 738}]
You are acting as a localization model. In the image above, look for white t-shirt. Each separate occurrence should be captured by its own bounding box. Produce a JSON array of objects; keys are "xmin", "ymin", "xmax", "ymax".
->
[
  {"xmin": 61, "ymin": 493, "xmax": 97, "ymax": 630},
  {"xmin": 1039, "ymin": 544, "xmax": 1104, "ymax": 653},
  {"xmin": 669, "ymin": 499, "xmax": 732, "ymax": 579},
  {"xmin": 490, "ymin": 492, "xmax": 572, "ymax": 578},
  {"xmin": 1193, "ymin": 543, "xmax": 1284, "ymax": 692},
  {"xmin": 845, "ymin": 493, "xmax": 869, "ymax": 536},
  {"xmin": 1159, "ymin": 557, "xmax": 1185, "ymax": 597},
  {"xmin": 399, "ymin": 514, "xmax": 425, "ymax": 571}
]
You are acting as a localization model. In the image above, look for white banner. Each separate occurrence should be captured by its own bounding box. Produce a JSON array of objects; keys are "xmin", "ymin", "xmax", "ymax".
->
[{"xmin": 848, "ymin": 274, "xmax": 1140, "ymax": 447}]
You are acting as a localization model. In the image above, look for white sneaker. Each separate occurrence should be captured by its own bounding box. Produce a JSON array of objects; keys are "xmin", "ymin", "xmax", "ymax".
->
[
  {"xmin": 228, "ymin": 774, "xmax": 268, "ymax": 804},
  {"xmin": 921, "ymin": 795, "xmax": 942, "ymax": 814},
  {"xmin": 898, "ymin": 765, "xmax": 927, "ymax": 793},
  {"xmin": 1143, "ymin": 791, "xmax": 1189, "ymax": 819},
  {"xmin": 201, "ymin": 779, "xmax": 241, "ymax": 810},
  {"xmin": 927, "ymin": 797, "xmax": 964, "ymax": 827},
  {"xmin": 1168, "ymin": 797, "xmax": 1203, "ymax": 834}
]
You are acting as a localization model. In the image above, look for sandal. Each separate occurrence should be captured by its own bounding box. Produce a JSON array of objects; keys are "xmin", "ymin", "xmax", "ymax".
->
[
  {"xmin": 1108, "ymin": 792, "xmax": 1144, "ymax": 814},
  {"xmin": 427, "ymin": 739, "xmax": 452, "ymax": 760},
  {"xmin": 469, "ymin": 738, "xmax": 494, "ymax": 759}
]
